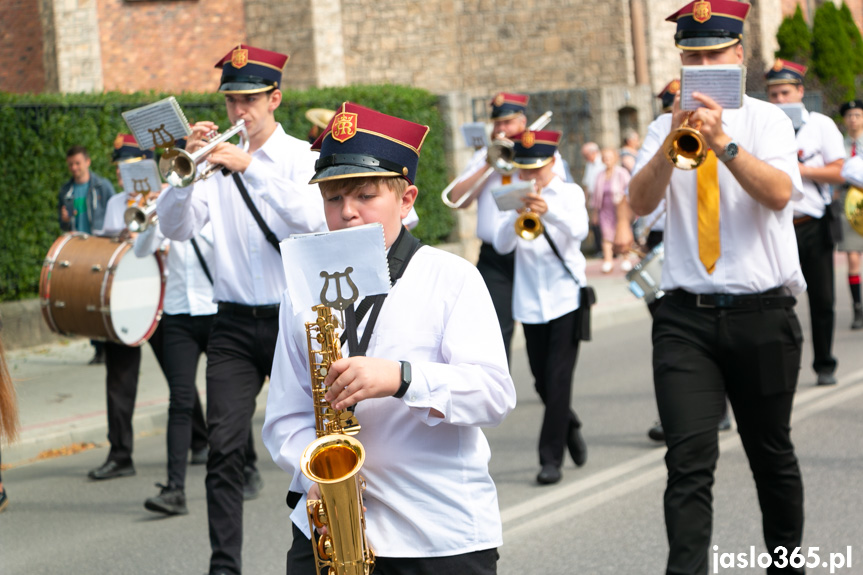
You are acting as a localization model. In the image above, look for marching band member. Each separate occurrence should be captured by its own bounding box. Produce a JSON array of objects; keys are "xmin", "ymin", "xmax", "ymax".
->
[
  {"xmin": 628, "ymin": 2, "xmax": 807, "ymax": 572},
  {"xmin": 263, "ymin": 102, "xmax": 515, "ymax": 575},
  {"xmin": 156, "ymin": 44, "xmax": 326, "ymax": 575},
  {"xmin": 448, "ymin": 93, "xmax": 566, "ymax": 363},
  {"xmin": 766, "ymin": 59, "xmax": 846, "ymax": 386},
  {"xmin": 838, "ymin": 98, "xmax": 863, "ymax": 329},
  {"xmin": 492, "ymin": 130, "xmax": 589, "ymax": 485}
]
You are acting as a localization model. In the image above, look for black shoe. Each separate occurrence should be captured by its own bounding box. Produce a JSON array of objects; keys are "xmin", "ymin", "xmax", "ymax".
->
[
  {"xmin": 88, "ymin": 350, "xmax": 105, "ymax": 365},
  {"xmin": 243, "ymin": 466, "xmax": 263, "ymax": 501},
  {"xmin": 145, "ymin": 483, "xmax": 188, "ymax": 516},
  {"xmin": 0, "ymin": 488, "xmax": 8, "ymax": 513},
  {"xmin": 648, "ymin": 422, "xmax": 665, "ymax": 442},
  {"xmin": 566, "ymin": 423, "xmax": 587, "ymax": 467},
  {"xmin": 87, "ymin": 460, "xmax": 135, "ymax": 480},
  {"xmin": 536, "ymin": 464, "xmax": 562, "ymax": 485},
  {"xmin": 852, "ymin": 303, "xmax": 863, "ymax": 330},
  {"xmin": 817, "ymin": 372, "xmax": 837, "ymax": 386},
  {"xmin": 190, "ymin": 446, "xmax": 209, "ymax": 465}
]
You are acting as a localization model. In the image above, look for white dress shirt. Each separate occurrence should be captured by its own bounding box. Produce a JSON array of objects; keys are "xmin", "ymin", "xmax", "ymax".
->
[
  {"xmin": 156, "ymin": 124, "xmax": 327, "ymax": 306},
  {"xmin": 633, "ymin": 96, "xmax": 807, "ymax": 296},
  {"xmin": 262, "ymin": 246, "xmax": 516, "ymax": 558},
  {"xmin": 793, "ymin": 109, "xmax": 846, "ymax": 218},
  {"xmin": 492, "ymin": 176, "xmax": 588, "ymax": 324},
  {"xmin": 456, "ymin": 148, "xmax": 567, "ymax": 245},
  {"xmin": 134, "ymin": 223, "xmax": 218, "ymax": 316},
  {"xmin": 100, "ymin": 191, "xmax": 132, "ymax": 238}
]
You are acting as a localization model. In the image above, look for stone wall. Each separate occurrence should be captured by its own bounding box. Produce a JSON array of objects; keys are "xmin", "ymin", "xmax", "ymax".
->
[
  {"xmin": 244, "ymin": 0, "xmax": 317, "ymax": 90},
  {"xmin": 0, "ymin": 0, "xmax": 47, "ymax": 93},
  {"xmin": 96, "ymin": 0, "xmax": 246, "ymax": 93},
  {"xmin": 53, "ymin": 0, "xmax": 103, "ymax": 93}
]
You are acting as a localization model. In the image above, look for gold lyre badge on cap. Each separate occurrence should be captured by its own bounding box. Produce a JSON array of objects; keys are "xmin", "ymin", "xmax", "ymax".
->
[
  {"xmin": 773, "ymin": 59, "xmax": 784, "ymax": 72},
  {"xmin": 331, "ymin": 112, "xmax": 358, "ymax": 143},
  {"xmin": 231, "ymin": 47, "xmax": 249, "ymax": 68},
  {"xmin": 494, "ymin": 93, "xmax": 505, "ymax": 107},
  {"xmin": 521, "ymin": 131, "xmax": 536, "ymax": 149},
  {"xmin": 693, "ymin": 0, "xmax": 712, "ymax": 23},
  {"xmin": 669, "ymin": 79, "xmax": 681, "ymax": 93}
]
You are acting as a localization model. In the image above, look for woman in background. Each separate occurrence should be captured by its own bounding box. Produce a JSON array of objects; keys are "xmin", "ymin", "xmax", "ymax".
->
[{"xmin": 592, "ymin": 147, "xmax": 632, "ymax": 273}]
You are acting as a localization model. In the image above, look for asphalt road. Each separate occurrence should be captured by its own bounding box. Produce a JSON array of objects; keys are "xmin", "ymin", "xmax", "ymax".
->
[{"xmin": 1, "ymin": 290, "xmax": 862, "ymax": 575}]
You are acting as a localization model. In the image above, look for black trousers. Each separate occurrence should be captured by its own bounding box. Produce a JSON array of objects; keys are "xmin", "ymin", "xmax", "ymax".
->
[
  {"xmin": 795, "ymin": 216, "xmax": 837, "ymax": 376},
  {"xmin": 286, "ymin": 524, "xmax": 498, "ymax": 575},
  {"xmin": 103, "ymin": 324, "xmax": 167, "ymax": 464},
  {"xmin": 523, "ymin": 310, "xmax": 582, "ymax": 468},
  {"xmin": 206, "ymin": 310, "xmax": 278, "ymax": 575},
  {"xmin": 476, "ymin": 242, "xmax": 515, "ymax": 363},
  {"xmin": 652, "ymin": 297, "xmax": 804, "ymax": 575},
  {"xmin": 161, "ymin": 313, "xmax": 213, "ymax": 490}
]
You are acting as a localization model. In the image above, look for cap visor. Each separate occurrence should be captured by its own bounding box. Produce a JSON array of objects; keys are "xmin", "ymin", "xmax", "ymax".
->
[
  {"xmin": 513, "ymin": 157, "xmax": 554, "ymax": 169},
  {"xmin": 676, "ymin": 36, "xmax": 740, "ymax": 50},
  {"xmin": 218, "ymin": 82, "xmax": 274, "ymax": 94},
  {"xmin": 309, "ymin": 165, "xmax": 400, "ymax": 185},
  {"xmin": 490, "ymin": 111, "xmax": 524, "ymax": 122}
]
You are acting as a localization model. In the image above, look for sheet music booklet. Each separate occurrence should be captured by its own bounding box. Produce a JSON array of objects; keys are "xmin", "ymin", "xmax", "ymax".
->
[
  {"xmin": 776, "ymin": 103, "xmax": 805, "ymax": 131},
  {"xmin": 492, "ymin": 179, "xmax": 535, "ymax": 211},
  {"xmin": 122, "ymin": 96, "xmax": 192, "ymax": 150},
  {"xmin": 461, "ymin": 122, "xmax": 488, "ymax": 149},
  {"xmin": 680, "ymin": 64, "xmax": 745, "ymax": 111},
  {"xmin": 118, "ymin": 159, "xmax": 162, "ymax": 196}
]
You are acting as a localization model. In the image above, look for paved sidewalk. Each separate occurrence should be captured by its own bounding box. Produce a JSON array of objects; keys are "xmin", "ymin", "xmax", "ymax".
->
[{"xmin": 1, "ymin": 256, "xmax": 649, "ymax": 467}]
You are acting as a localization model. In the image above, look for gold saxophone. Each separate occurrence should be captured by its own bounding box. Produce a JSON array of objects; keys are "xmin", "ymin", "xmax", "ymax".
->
[{"xmin": 300, "ymin": 304, "xmax": 375, "ymax": 575}]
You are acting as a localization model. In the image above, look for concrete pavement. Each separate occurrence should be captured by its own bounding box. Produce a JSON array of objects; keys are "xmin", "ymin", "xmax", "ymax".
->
[{"xmin": 1, "ymin": 255, "xmax": 650, "ymax": 468}]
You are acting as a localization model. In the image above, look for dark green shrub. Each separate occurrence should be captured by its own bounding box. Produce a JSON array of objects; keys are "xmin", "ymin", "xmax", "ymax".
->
[{"xmin": 775, "ymin": 5, "xmax": 812, "ymax": 64}]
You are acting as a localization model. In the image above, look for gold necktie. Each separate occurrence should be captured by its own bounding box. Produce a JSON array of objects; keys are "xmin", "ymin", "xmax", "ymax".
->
[{"xmin": 697, "ymin": 150, "xmax": 720, "ymax": 274}]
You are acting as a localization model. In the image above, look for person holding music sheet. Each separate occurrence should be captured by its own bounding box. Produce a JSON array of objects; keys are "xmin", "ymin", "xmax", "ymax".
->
[
  {"xmin": 839, "ymin": 99, "xmax": 863, "ymax": 329},
  {"xmin": 447, "ymin": 93, "xmax": 566, "ymax": 363},
  {"xmin": 491, "ymin": 129, "xmax": 589, "ymax": 486},
  {"xmin": 262, "ymin": 102, "xmax": 515, "ymax": 575},
  {"xmin": 628, "ymin": 2, "xmax": 807, "ymax": 572},
  {"xmin": 58, "ymin": 145, "xmax": 115, "ymax": 365},
  {"xmin": 156, "ymin": 44, "xmax": 326, "ymax": 575},
  {"xmin": 766, "ymin": 60, "xmax": 846, "ymax": 387}
]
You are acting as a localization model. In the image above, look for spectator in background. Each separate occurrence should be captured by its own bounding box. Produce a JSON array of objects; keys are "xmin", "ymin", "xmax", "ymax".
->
[
  {"xmin": 592, "ymin": 147, "xmax": 631, "ymax": 273},
  {"xmin": 839, "ymin": 99, "xmax": 863, "ymax": 329},
  {"xmin": 581, "ymin": 142, "xmax": 605, "ymax": 254},
  {"xmin": 57, "ymin": 146, "xmax": 115, "ymax": 365},
  {"xmin": 620, "ymin": 129, "xmax": 641, "ymax": 174}
]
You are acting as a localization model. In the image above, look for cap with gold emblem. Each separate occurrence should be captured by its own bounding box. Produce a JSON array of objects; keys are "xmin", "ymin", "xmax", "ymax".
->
[
  {"xmin": 112, "ymin": 134, "xmax": 153, "ymax": 164},
  {"xmin": 666, "ymin": 0, "xmax": 750, "ymax": 51},
  {"xmin": 214, "ymin": 44, "xmax": 290, "ymax": 94},
  {"xmin": 490, "ymin": 92, "xmax": 529, "ymax": 121},
  {"xmin": 840, "ymin": 99, "xmax": 863, "ymax": 117},
  {"xmin": 309, "ymin": 102, "xmax": 430, "ymax": 185},
  {"xmin": 512, "ymin": 130, "xmax": 561, "ymax": 169},
  {"xmin": 765, "ymin": 59, "xmax": 807, "ymax": 85},
  {"xmin": 658, "ymin": 79, "xmax": 681, "ymax": 112}
]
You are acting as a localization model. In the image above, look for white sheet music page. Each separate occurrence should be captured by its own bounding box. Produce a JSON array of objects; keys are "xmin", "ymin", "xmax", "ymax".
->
[
  {"xmin": 776, "ymin": 103, "xmax": 805, "ymax": 130},
  {"xmin": 118, "ymin": 160, "xmax": 162, "ymax": 195},
  {"xmin": 280, "ymin": 223, "xmax": 391, "ymax": 311},
  {"xmin": 122, "ymin": 97, "xmax": 192, "ymax": 150},
  {"xmin": 461, "ymin": 122, "xmax": 488, "ymax": 149},
  {"xmin": 492, "ymin": 180, "xmax": 535, "ymax": 211},
  {"xmin": 680, "ymin": 65, "xmax": 745, "ymax": 111}
]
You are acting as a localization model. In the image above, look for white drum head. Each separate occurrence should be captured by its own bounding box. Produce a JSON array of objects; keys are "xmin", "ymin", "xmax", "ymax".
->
[{"xmin": 109, "ymin": 253, "xmax": 162, "ymax": 345}]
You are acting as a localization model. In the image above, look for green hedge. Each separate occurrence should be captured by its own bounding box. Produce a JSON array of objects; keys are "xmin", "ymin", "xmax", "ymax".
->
[{"xmin": 0, "ymin": 85, "xmax": 454, "ymax": 302}]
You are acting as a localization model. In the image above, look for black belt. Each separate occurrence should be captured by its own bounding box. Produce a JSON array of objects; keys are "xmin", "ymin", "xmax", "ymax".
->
[
  {"xmin": 217, "ymin": 302, "xmax": 280, "ymax": 318},
  {"xmin": 666, "ymin": 288, "xmax": 796, "ymax": 310}
]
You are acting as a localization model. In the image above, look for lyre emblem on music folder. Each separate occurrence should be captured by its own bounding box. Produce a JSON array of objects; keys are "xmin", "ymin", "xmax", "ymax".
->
[
  {"xmin": 149, "ymin": 124, "xmax": 175, "ymax": 149},
  {"xmin": 132, "ymin": 178, "xmax": 152, "ymax": 195},
  {"xmin": 319, "ymin": 267, "xmax": 359, "ymax": 311}
]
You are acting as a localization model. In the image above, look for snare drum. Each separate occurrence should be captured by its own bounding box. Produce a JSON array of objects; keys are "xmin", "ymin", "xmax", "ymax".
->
[
  {"xmin": 39, "ymin": 232, "xmax": 165, "ymax": 346},
  {"xmin": 625, "ymin": 243, "xmax": 665, "ymax": 304}
]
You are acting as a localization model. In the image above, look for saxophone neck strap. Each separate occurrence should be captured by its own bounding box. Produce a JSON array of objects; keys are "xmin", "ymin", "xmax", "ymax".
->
[{"xmin": 341, "ymin": 226, "xmax": 423, "ymax": 356}]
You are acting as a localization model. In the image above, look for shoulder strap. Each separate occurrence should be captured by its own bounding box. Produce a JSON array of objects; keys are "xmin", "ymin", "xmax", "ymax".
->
[
  {"xmin": 232, "ymin": 172, "xmax": 281, "ymax": 254},
  {"xmin": 542, "ymin": 229, "xmax": 582, "ymax": 288},
  {"xmin": 189, "ymin": 237, "xmax": 214, "ymax": 285}
]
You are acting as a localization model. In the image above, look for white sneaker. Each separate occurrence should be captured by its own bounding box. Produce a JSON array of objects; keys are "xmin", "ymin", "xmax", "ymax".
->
[
  {"xmin": 621, "ymin": 259, "xmax": 633, "ymax": 272},
  {"xmin": 601, "ymin": 261, "xmax": 613, "ymax": 273}
]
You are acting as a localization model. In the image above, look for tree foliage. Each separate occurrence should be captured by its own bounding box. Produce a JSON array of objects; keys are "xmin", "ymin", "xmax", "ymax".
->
[
  {"xmin": 775, "ymin": 5, "xmax": 812, "ymax": 64},
  {"xmin": 0, "ymin": 86, "xmax": 454, "ymax": 301}
]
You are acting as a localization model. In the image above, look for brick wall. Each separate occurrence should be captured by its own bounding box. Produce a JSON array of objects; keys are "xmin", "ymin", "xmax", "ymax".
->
[
  {"xmin": 96, "ymin": 0, "xmax": 246, "ymax": 93},
  {"xmin": 0, "ymin": 0, "xmax": 47, "ymax": 93}
]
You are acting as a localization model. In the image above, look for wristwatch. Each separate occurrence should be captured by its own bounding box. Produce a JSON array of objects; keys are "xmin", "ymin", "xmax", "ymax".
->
[
  {"xmin": 393, "ymin": 361, "xmax": 412, "ymax": 399},
  {"xmin": 718, "ymin": 140, "xmax": 739, "ymax": 163}
]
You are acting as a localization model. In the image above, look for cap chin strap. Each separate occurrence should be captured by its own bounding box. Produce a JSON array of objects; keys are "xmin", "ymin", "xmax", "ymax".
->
[{"xmin": 315, "ymin": 153, "xmax": 406, "ymax": 176}]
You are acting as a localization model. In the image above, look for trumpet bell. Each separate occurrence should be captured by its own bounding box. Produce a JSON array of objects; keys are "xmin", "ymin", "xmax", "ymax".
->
[
  {"xmin": 663, "ymin": 124, "xmax": 708, "ymax": 170},
  {"xmin": 159, "ymin": 149, "xmax": 197, "ymax": 188},
  {"xmin": 846, "ymin": 186, "xmax": 863, "ymax": 237},
  {"xmin": 123, "ymin": 202, "xmax": 158, "ymax": 233},
  {"xmin": 515, "ymin": 211, "xmax": 544, "ymax": 240},
  {"xmin": 487, "ymin": 139, "xmax": 515, "ymax": 175}
]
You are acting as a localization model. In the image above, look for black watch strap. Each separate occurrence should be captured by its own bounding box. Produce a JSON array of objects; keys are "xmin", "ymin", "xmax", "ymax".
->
[{"xmin": 393, "ymin": 361, "xmax": 412, "ymax": 399}]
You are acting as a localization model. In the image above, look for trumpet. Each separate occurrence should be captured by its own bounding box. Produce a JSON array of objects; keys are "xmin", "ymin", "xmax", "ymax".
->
[
  {"xmin": 846, "ymin": 186, "xmax": 863, "ymax": 237},
  {"xmin": 159, "ymin": 120, "xmax": 249, "ymax": 188},
  {"xmin": 663, "ymin": 113, "xmax": 708, "ymax": 170},
  {"xmin": 124, "ymin": 201, "xmax": 158, "ymax": 233},
  {"xmin": 441, "ymin": 111, "xmax": 553, "ymax": 208},
  {"xmin": 514, "ymin": 180, "xmax": 543, "ymax": 240}
]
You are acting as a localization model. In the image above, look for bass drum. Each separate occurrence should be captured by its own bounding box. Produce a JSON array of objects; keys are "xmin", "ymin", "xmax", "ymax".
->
[{"xmin": 39, "ymin": 232, "xmax": 165, "ymax": 346}]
